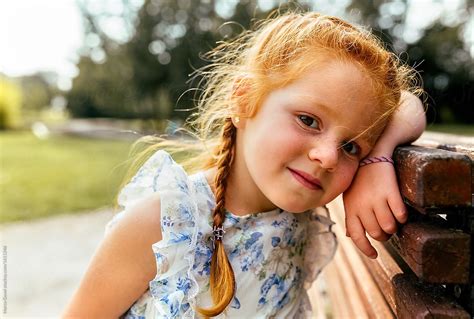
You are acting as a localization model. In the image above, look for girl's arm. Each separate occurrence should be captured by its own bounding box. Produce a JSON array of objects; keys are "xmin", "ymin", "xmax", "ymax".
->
[
  {"xmin": 62, "ymin": 194, "xmax": 162, "ymax": 318},
  {"xmin": 343, "ymin": 91, "xmax": 426, "ymax": 258}
]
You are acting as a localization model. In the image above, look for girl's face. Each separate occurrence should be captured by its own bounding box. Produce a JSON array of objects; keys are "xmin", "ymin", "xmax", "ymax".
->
[{"xmin": 232, "ymin": 59, "xmax": 383, "ymax": 213}]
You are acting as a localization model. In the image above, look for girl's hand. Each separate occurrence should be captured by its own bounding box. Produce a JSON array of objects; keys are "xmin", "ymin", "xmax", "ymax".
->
[
  {"xmin": 342, "ymin": 162, "xmax": 408, "ymax": 258},
  {"xmin": 342, "ymin": 91, "xmax": 425, "ymax": 258}
]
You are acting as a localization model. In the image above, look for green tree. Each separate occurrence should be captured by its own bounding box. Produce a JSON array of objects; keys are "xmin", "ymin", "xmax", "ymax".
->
[
  {"xmin": 20, "ymin": 73, "xmax": 54, "ymax": 113},
  {"xmin": 68, "ymin": 52, "xmax": 140, "ymax": 118},
  {"xmin": 70, "ymin": 0, "xmax": 474, "ymax": 124},
  {"xmin": 68, "ymin": 0, "xmax": 266, "ymax": 120},
  {"xmin": 347, "ymin": 0, "xmax": 473, "ymax": 123}
]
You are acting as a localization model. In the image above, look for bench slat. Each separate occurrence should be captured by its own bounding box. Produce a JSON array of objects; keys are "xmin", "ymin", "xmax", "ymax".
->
[
  {"xmin": 329, "ymin": 198, "xmax": 395, "ymax": 318},
  {"xmin": 391, "ymin": 274, "xmax": 470, "ymax": 319},
  {"xmin": 327, "ymin": 197, "xmax": 469, "ymax": 317},
  {"xmin": 394, "ymin": 146, "xmax": 472, "ymax": 210},
  {"xmin": 323, "ymin": 256, "xmax": 354, "ymax": 318},
  {"xmin": 333, "ymin": 246, "xmax": 370, "ymax": 317},
  {"xmin": 414, "ymin": 132, "xmax": 474, "ymax": 205},
  {"xmin": 414, "ymin": 132, "xmax": 474, "ymax": 158},
  {"xmin": 362, "ymin": 238, "xmax": 469, "ymax": 318},
  {"xmin": 388, "ymin": 215, "xmax": 470, "ymax": 284}
]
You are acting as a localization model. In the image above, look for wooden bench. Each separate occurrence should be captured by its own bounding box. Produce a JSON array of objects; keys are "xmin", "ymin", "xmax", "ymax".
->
[{"xmin": 308, "ymin": 132, "xmax": 474, "ymax": 318}]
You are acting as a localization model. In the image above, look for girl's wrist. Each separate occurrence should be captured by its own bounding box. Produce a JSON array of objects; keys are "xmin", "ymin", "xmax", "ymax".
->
[{"xmin": 359, "ymin": 155, "xmax": 394, "ymax": 167}]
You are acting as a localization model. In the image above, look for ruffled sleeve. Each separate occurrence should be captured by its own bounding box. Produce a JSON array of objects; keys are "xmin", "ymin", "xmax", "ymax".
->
[
  {"xmin": 104, "ymin": 150, "xmax": 189, "ymax": 235},
  {"xmin": 302, "ymin": 205, "xmax": 338, "ymax": 289},
  {"xmin": 297, "ymin": 205, "xmax": 338, "ymax": 318},
  {"xmin": 105, "ymin": 150, "xmax": 201, "ymax": 318}
]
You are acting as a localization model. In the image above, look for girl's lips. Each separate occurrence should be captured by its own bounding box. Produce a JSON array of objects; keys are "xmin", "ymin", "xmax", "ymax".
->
[{"xmin": 288, "ymin": 168, "xmax": 322, "ymax": 190}]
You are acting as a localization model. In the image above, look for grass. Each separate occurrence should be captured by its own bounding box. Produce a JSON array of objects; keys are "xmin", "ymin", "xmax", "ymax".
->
[{"xmin": 0, "ymin": 131, "xmax": 134, "ymax": 223}]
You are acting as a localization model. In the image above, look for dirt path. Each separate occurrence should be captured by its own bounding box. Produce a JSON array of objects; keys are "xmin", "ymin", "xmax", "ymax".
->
[{"xmin": 0, "ymin": 208, "xmax": 116, "ymax": 318}]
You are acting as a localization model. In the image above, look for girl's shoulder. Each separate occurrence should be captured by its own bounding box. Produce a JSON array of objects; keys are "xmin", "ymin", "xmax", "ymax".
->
[{"xmin": 63, "ymin": 192, "xmax": 163, "ymax": 318}]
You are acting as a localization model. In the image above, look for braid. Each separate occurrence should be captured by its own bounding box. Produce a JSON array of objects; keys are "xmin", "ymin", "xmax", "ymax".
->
[{"xmin": 197, "ymin": 118, "xmax": 237, "ymax": 317}]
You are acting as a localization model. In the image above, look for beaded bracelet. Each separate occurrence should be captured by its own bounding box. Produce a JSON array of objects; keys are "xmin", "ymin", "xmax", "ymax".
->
[{"xmin": 359, "ymin": 156, "xmax": 394, "ymax": 167}]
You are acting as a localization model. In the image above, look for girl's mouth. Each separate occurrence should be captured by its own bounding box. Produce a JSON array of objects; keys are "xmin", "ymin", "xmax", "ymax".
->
[{"xmin": 288, "ymin": 168, "xmax": 322, "ymax": 190}]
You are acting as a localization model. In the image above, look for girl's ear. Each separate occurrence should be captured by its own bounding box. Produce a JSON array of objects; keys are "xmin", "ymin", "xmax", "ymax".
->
[
  {"xmin": 230, "ymin": 77, "xmax": 251, "ymax": 128},
  {"xmin": 231, "ymin": 116, "xmax": 243, "ymax": 128}
]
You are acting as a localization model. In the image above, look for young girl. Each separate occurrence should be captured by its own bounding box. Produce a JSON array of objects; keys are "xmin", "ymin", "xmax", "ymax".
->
[{"xmin": 63, "ymin": 11, "xmax": 425, "ymax": 318}]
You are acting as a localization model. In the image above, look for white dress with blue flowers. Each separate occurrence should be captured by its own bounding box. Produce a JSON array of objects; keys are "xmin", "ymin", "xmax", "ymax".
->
[{"xmin": 104, "ymin": 150, "xmax": 337, "ymax": 318}]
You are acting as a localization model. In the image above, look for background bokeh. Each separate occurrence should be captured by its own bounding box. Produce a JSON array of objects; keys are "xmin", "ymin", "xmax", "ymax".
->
[
  {"xmin": 0, "ymin": 1, "xmax": 472, "ymax": 316},
  {"xmin": 1, "ymin": 0, "xmax": 473, "ymax": 131}
]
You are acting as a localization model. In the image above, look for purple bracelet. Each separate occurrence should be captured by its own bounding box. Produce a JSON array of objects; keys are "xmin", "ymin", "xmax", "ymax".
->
[{"xmin": 359, "ymin": 156, "xmax": 394, "ymax": 167}]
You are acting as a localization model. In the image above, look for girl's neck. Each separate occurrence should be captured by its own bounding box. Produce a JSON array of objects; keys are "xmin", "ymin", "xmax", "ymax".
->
[{"xmin": 203, "ymin": 166, "xmax": 278, "ymax": 216}]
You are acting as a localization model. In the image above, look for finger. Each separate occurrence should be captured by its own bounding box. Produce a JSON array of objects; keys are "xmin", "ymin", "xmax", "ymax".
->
[
  {"xmin": 344, "ymin": 216, "xmax": 351, "ymax": 237},
  {"xmin": 346, "ymin": 215, "xmax": 378, "ymax": 258},
  {"xmin": 374, "ymin": 200, "xmax": 398, "ymax": 234},
  {"xmin": 387, "ymin": 192, "xmax": 408, "ymax": 224},
  {"xmin": 359, "ymin": 209, "xmax": 391, "ymax": 241}
]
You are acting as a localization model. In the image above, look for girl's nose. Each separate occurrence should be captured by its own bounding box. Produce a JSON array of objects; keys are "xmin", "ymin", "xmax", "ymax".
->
[{"xmin": 308, "ymin": 143, "xmax": 339, "ymax": 171}]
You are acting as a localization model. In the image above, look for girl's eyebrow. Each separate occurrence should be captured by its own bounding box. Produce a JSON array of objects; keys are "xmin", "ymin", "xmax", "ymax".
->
[
  {"xmin": 295, "ymin": 94, "xmax": 337, "ymax": 116},
  {"xmin": 313, "ymin": 102, "xmax": 338, "ymax": 118}
]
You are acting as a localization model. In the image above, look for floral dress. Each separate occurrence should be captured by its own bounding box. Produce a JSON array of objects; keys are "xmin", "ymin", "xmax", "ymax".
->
[{"xmin": 104, "ymin": 150, "xmax": 337, "ymax": 318}]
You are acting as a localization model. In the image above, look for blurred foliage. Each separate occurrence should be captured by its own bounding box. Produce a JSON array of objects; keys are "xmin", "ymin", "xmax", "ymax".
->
[
  {"xmin": 0, "ymin": 76, "xmax": 23, "ymax": 130},
  {"xmin": 67, "ymin": 0, "xmax": 473, "ymax": 123},
  {"xmin": 0, "ymin": 71, "xmax": 68, "ymax": 129},
  {"xmin": 19, "ymin": 73, "xmax": 54, "ymax": 112},
  {"xmin": 348, "ymin": 0, "xmax": 474, "ymax": 124}
]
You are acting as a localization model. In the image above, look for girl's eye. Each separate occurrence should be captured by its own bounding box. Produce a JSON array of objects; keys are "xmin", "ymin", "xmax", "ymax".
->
[
  {"xmin": 341, "ymin": 141, "xmax": 361, "ymax": 156},
  {"xmin": 298, "ymin": 115, "xmax": 320, "ymax": 129}
]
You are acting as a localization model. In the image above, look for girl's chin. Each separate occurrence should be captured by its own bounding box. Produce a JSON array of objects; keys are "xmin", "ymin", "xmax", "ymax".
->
[{"xmin": 274, "ymin": 200, "xmax": 319, "ymax": 214}]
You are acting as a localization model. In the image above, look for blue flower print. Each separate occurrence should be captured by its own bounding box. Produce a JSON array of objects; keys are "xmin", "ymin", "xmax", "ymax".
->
[
  {"xmin": 231, "ymin": 296, "xmax": 241, "ymax": 309},
  {"xmin": 271, "ymin": 217, "xmax": 289, "ymax": 229},
  {"xmin": 160, "ymin": 291, "xmax": 184, "ymax": 318},
  {"xmin": 181, "ymin": 302, "xmax": 190, "ymax": 313},
  {"xmin": 271, "ymin": 236, "xmax": 281, "ymax": 247},
  {"xmin": 193, "ymin": 232, "xmax": 212, "ymax": 276},
  {"xmin": 149, "ymin": 277, "xmax": 170, "ymax": 301},
  {"xmin": 162, "ymin": 216, "xmax": 174, "ymax": 228},
  {"xmin": 154, "ymin": 252, "xmax": 169, "ymax": 274},
  {"xmin": 122, "ymin": 313, "xmax": 146, "ymax": 319},
  {"xmin": 241, "ymin": 216, "xmax": 265, "ymax": 232},
  {"xmin": 277, "ymin": 291, "xmax": 291, "ymax": 310},
  {"xmin": 176, "ymin": 202, "xmax": 193, "ymax": 222},
  {"xmin": 282, "ymin": 217, "xmax": 298, "ymax": 246},
  {"xmin": 175, "ymin": 178, "xmax": 189, "ymax": 193},
  {"xmin": 224, "ymin": 213, "xmax": 241, "ymax": 226},
  {"xmin": 177, "ymin": 277, "xmax": 192, "ymax": 294},
  {"xmin": 168, "ymin": 232, "xmax": 191, "ymax": 244},
  {"xmin": 245, "ymin": 232, "xmax": 263, "ymax": 249},
  {"xmin": 228, "ymin": 231, "xmax": 265, "ymax": 273},
  {"xmin": 258, "ymin": 274, "xmax": 281, "ymax": 306}
]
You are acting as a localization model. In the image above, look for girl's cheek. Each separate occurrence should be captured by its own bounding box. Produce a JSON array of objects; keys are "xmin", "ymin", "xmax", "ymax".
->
[
  {"xmin": 269, "ymin": 124, "xmax": 302, "ymax": 153},
  {"xmin": 339, "ymin": 165, "xmax": 359, "ymax": 191}
]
